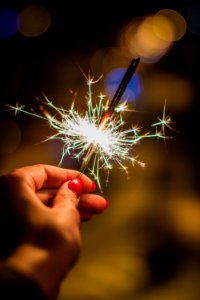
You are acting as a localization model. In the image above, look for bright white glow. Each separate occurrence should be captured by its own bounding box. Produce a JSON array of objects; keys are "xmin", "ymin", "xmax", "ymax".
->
[{"xmin": 7, "ymin": 75, "xmax": 174, "ymax": 190}]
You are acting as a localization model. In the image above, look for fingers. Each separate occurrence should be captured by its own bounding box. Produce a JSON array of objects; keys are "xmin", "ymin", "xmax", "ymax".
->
[
  {"xmin": 38, "ymin": 187, "xmax": 108, "ymax": 213},
  {"xmin": 40, "ymin": 183, "xmax": 109, "ymax": 223},
  {"xmin": 53, "ymin": 181, "xmax": 79, "ymax": 209},
  {"xmin": 68, "ymin": 178, "xmax": 83, "ymax": 198},
  {"xmin": 79, "ymin": 211, "xmax": 93, "ymax": 222},
  {"xmin": 36, "ymin": 188, "xmax": 57, "ymax": 205},
  {"xmin": 13, "ymin": 164, "xmax": 109, "ymax": 223},
  {"xmin": 10, "ymin": 164, "xmax": 96, "ymax": 192},
  {"xmin": 67, "ymin": 176, "xmax": 96, "ymax": 194},
  {"xmin": 78, "ymin": 193, "xmax": 109, "ymax": 215},
  {"xmin": 36, "ymin": 182, "xmax": 109, "ymax": 220},
  {"xmin": 78, "ymin": 194, "xmax": 109, "ymax": 222}
]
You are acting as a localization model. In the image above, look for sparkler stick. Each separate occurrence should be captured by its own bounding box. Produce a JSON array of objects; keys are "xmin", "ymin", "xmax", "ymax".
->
[
  {"xmin": 6, "ymin": 56, "xmax": 174, "ymax": 191},
  {"xmin": 100, "ymin": 57, "xmax": 140, "ymax": 125},
  {"xmin": 79, "ymin": 57, "xmax": 140, "ymax": 174}
]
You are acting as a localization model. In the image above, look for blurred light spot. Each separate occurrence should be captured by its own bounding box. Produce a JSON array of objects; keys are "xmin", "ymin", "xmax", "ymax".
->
[
  {"xmin": 90, "ymin": 47, "xmax": 116, "ymax": 75},
  {"xmin": 154, "ymin": 9, "xmax": 187, "ymax": 41},
  {"xmin": 0, "ymin": 119, "xmax": 21, "ymax": 154},
  {"xmin": 18, "ymin": 5, "xmax": 51, "ymax": 37},
  {"xmin": 0, "ymin": 9, "xmax": 18, "ymax": 39},
  {"xmin": 187, "ymin": 4, "xmax": 200, "ymax": 35},
  {"xmin": 119, "ymin": 16, "xmax": 173, "ymax": 63},
  {"xmin": 153, "ymin": 14, "xmax": 175, "ymax": 42},
  {"xmin": 134, "ymin": 16, "xmax": 172, "ymax": 63},
  {"xmin": 167, "ymin": 195, "xmax": 200, "ymax": 246},
  {"xmin": 142, "ymin": 72, "xmax": 194, "ymax": 111},
  {"xmin": 118, "ymin": 18, "xmax": 140, "ymax": 59},
  {"xmin": 90, "ymin": 47, "xmax": 129, "ymax": 76},
  {"xmin": 104, "ymin": 68, "xmax": 141, "ymax": 102}
]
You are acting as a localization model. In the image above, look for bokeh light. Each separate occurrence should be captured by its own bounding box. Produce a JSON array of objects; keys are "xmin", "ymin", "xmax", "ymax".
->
[
  {"xmin": 104, "ymin": 68, "xmax": 141, "ymax": 102},
  {"xmin": 90, "ymin": 47, "xmax": 129, "ymax": 76},
  {"xmin": 0, "ymin": 2, "xmax": 200, "ymax": 300},
  {"xmin": 119, "ymin": 10, "xmax": 186, "ymax": 63},
  {"xmin": 119, "ymin": 16, "xmax": 172, "ymax": 63},
  {"xmin": 141, "ymin": 72, "xmax": 195, "ymax": 111},
  {"xmin": 18, "ymin": 5, "xmax": 51, "ymax": 37},
  {"xmin": 0, "ymin": 9, "xmax": 18, "ymax": 39},
  {"xmin": 152, "ymin": 13, "xmax": 175, "ymax": 42},
  {"xmin": 134, "ymin": 16, "xmax": 172, "ymax": 62},
  {"xmin": 154, "ymin": 9, "xmax": 187, "ymax": 42}
]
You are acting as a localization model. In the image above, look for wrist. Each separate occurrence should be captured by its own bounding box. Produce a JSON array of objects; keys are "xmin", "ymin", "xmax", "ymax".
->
[
  {"xmin": 2, "ymin": 243, "xmax": 61, "ymax": 300},
  {"xmin": 0, "ymin": 262, "xmax": 47, "ymax": 300}
]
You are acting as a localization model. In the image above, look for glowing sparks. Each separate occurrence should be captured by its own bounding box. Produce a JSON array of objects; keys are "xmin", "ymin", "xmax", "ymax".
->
[
  {"xmin": 7, "ymin": 76, "xmax": 174, "ymax": 190},
  {"xmin": 7, "ymin": 101, "xmax": 26, "ymax": 115},
  {"xmin": 151, "ymin": 99, "xmax": 176, "ymax": 138}
]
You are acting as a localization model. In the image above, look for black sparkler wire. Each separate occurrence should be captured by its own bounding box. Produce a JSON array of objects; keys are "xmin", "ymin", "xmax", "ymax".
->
[{"xmin": 106, "ymin": 57, "xmax": 140, "ymax": 117}]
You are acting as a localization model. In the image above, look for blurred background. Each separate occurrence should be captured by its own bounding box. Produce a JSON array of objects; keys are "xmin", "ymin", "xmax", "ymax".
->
[{"xmin": 1, "ymin": 0, "xmax": 200, "ymax": 299}]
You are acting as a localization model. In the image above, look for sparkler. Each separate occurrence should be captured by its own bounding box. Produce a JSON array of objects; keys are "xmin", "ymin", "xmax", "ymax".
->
[
  {"xmin": 7, "ymin": 57, "xmax": 173, "ymax": 190},
  {"xmin": 79, "ymin": 57, "xmax": 140, "ymax": 174}
]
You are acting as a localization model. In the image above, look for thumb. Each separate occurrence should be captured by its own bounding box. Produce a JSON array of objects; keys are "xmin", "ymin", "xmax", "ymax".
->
[{"xmin": 53, "ymin": 181, "xmax": 80, "ymax": 209}]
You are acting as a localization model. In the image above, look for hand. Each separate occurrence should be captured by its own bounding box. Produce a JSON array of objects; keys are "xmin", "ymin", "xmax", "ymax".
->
[{"xmin": 0, "ymin": 164, "xmax": 108, "ymax": 299}]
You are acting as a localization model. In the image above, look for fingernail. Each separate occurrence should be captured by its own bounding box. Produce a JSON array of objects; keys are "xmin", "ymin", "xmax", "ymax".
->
[
  {"xmin": 105, "ymin": 201, "xmax": 109, "ymax": 207},
  {"xmin": 68, "ymin": 178, "xmax": 83, "ymax": 198},
  {"xmin": 91, "ymin": 181, "xmax": 96, "ymax": 191}
]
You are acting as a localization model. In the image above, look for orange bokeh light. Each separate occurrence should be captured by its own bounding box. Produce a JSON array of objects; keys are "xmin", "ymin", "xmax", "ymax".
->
[{"xmin": 18, "ymin": 5, "xmax": 51, "ymax": 37}]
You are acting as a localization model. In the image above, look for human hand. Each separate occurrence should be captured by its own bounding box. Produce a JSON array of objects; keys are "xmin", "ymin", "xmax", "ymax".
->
[{"xmin": 0, "ymin": 164, "xmax": 108, "ymax": 299}]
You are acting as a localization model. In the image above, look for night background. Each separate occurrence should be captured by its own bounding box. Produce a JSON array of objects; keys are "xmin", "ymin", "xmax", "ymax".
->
[{"xmin": 0, "ymin": 1, "xmax": 200, "ymax": 299}]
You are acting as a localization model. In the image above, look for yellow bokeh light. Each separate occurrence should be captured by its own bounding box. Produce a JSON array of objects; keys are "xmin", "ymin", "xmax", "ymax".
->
[
  {"xmin": 18, "ymin": 5, "xmax": 51, "ymax": 37},
  {"xmin": 90, "ymin": 47, "xmax": 129, "ymax": 76},
  {"xmin": 118, "ymin": 18, "xmax": 140, "ymax": 59},
  {"xmin": 153, "ymin": 14, "xmax": 175, "ymax": 42},
  {"xmin": 142, "ymin": 72, "xmax": 194, "ymax": 111},
  {"xmin": 154, "ymin": 9, "xmax": 187, "ymax": 41},
  {"xmin": 118, "ymin": 16, "xmax": 173, "ymax": 63},
  {"xmin": 134, "ymin": 16, "xmax": 172, "ymax": 61},
  {"xmin": 118, "ymin": 10, "xmax": 186, "ymax": 63}
]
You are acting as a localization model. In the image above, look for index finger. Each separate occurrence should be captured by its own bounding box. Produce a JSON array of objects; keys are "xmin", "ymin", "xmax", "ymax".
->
[{"xmin": 10, "ymin": 164, "xmax": 96, "ymax": 192}]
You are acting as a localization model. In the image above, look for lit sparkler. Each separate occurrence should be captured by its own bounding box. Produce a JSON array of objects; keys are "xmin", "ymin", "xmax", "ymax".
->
[{"xmin": 7, "ymin": 58, "xmax": 173, "ymax": 190}]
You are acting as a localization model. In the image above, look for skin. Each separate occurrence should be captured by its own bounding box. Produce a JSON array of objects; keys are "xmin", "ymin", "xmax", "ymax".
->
[{"xmin": 0, "ymin": 164, "xmax": 108, "ymax": 300}]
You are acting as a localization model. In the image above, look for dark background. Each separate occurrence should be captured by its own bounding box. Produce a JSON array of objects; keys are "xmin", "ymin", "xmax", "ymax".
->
[
  {"xmin": 1, "ymin": 1, "xmax": 200, "ymax": 300},
  {"xmin": 0, "ymin": 0, "xmax": 199, "ymax": 186}
]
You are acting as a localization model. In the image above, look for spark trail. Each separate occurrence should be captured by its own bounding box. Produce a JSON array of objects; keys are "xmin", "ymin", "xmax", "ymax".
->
[
  {"xmin": 79, "ymin": 58, "xmax": 140, "ymax": 174},
  {"xmin": 7, "ymin": 59, "xmax": 173, "ymax": 190}
]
